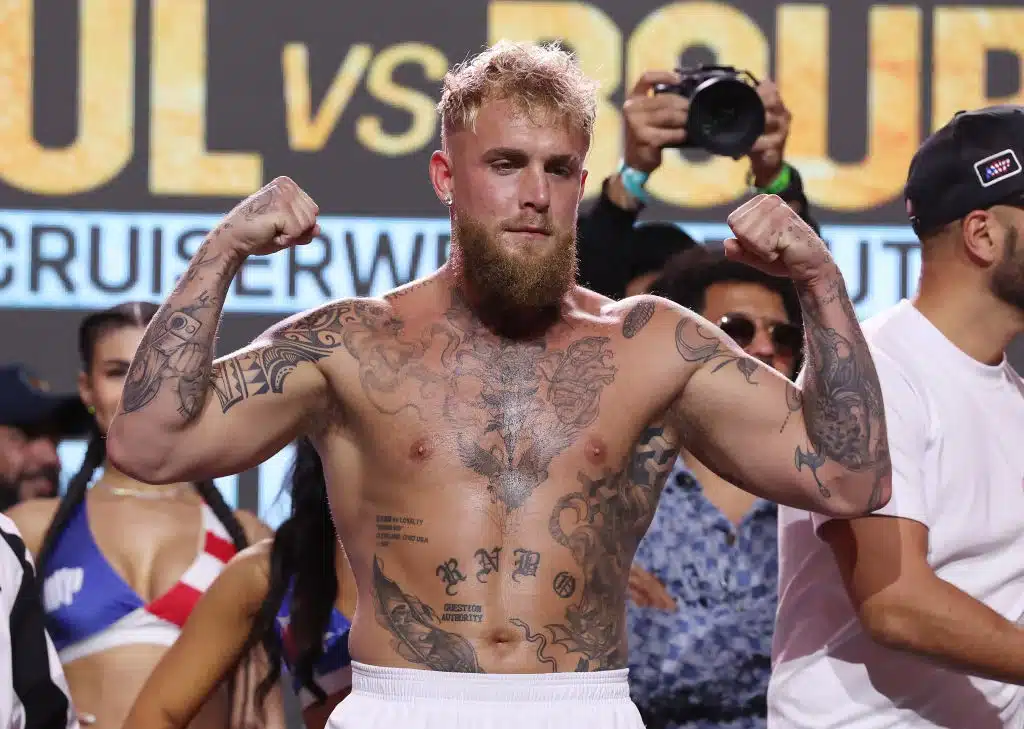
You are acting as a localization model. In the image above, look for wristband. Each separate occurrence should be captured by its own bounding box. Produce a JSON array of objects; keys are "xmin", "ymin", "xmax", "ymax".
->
[
  {"xmin": 749, "ymin": 163, "xmax": 792, "ymax": 195},
  {"xmin": 617, "ymin": 160, "xmax": 651, "ymax": 204}
]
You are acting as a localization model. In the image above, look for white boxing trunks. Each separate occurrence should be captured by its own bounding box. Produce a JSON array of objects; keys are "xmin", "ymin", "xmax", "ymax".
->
[{"xmin": 326, "ymin": 661, "xmax": 644, "ymax": 728}]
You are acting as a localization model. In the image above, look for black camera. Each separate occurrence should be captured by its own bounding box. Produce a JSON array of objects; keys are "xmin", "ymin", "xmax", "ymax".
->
[{"xmin": 653, "ymin": 64, "xmax": 765, "ymax": 159}]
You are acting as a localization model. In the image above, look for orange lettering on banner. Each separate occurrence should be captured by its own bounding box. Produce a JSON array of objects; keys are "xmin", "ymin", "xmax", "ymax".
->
[
  {"xmin": 779, "ymin": 5, "xmax": 921, "ymax": 211},
  {"xmin": 0, "ymin": 0, "xmax": 134, "ymax": 194},
  {"xmin": 488, "ymin": 1, "xmax": 622, "ymax": 199},
  {"xmin": 932, "ymin": 8, "xmax": 1024, "ymax": 131},
  {"xmin": 150, "ymin": 0, "xmax": 262, "ymax": 195},
  {"xmin": 356, "ymin": 43, "xmax": 449, "ymax": 157},
  {"xmin": 628, "ymin": 2, "xmax": 768, "ymax": 208},
  {"xmin": 283, "ymin": 43, "xmax": 374, "ymax": 151}
]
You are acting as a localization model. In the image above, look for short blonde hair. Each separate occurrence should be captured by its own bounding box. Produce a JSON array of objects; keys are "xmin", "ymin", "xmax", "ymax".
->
[{"xmin": 437, "ymin": 40, "xmax": 598, "ymax": 145}]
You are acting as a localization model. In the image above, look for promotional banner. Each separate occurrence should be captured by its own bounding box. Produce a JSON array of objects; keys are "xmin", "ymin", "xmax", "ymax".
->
[{"xmin": 2, "ymin": 0, "xmax": 1023, "ymax": 520}]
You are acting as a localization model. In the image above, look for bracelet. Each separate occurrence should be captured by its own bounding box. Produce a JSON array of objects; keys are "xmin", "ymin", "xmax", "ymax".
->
[
  {"xmin": 749, "ymin": 163, "xmax": 792, "ymax": 195},
  {"xmin": 617, "ymin": 161, "xmax": 651, "ymax": 203}
]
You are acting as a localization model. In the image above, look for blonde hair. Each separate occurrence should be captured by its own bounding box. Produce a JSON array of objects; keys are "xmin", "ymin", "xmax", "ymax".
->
[{"xmin": 437, "ymin": 40, "xmax": 598, "ymax": 145}]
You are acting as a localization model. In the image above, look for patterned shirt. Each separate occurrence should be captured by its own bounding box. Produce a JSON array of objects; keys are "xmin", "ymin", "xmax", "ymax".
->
[{"xmin": 627, "ymin": 461, "xmax": 778, "ymax": 729}]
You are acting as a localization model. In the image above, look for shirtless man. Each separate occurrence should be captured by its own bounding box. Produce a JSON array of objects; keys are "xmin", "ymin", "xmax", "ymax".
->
[{"xmin": 106, "ymin": 41, "xmax": 891, "ymax": 729}]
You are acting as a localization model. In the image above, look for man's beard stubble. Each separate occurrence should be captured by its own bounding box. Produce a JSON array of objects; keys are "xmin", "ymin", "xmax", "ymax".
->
[
  {"xmin": 991, "ymin": 225, "xmax": 1024, "ymax": 312},
  {"xmin": 452, "ymin": 212, "xmax": 578, "ymax": 315}
]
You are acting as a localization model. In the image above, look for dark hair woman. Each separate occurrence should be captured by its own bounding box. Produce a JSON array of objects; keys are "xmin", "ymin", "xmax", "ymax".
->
[
  {"xmin": 6, "ymin": 302, "xmax": 276, "ymax": 729},
  {"xmin": 123, "ymin": 437, "xmax": 355, "ymax": 729}
]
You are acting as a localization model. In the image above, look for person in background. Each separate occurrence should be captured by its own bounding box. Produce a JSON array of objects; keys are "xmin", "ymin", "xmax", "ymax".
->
[
  {"xmin": 770, "ymin": 105, "xmax": 1024, "ymax": 728},
  {"xmin": 0, "ymin": 512, "xmax": 78, "ymax": 729},
  {"xmin": 0, "ymin": 365, "xmax": 90, "ymax": 510},
  {"xmin": 577, "ymin": 72, "xmax": 817, "ymax": 300},
  {"xmin": 627, "ymin": 246, "xmax": 803, "ymax": 729},
  {"xmin": 5, "ymin": 302, "xmax": 276, "ymax": 729},
  {"xmin": 124, "ymin": 437, "xmax": 357, "ymax": 729}
]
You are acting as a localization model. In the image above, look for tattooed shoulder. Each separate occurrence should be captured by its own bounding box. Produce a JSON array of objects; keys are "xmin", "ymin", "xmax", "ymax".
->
[{"xmin": 622, "ymin": 299, "xmax": 657, "ymax": 339}]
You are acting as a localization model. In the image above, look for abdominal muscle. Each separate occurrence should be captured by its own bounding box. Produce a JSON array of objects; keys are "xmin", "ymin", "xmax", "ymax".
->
[
  {"xmin": 64, "ymin": 645, "xmax": 231, "ymax": 729},
  {"xmin": 342, "ymin": 508, "xmax": 629, "ymax": 675}
]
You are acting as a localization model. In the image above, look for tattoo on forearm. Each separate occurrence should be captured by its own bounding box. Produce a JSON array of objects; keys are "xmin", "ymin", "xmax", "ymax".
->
[
  {"xmin": 795, "ymin": 273, "xmax": 890, "ymax": 509},
  {"xmin": 371, "ymin": 556, "xmax": 483, "ymax": 672},
  {"xmin": 622, "ymin": 301, "xmax": 656, "ymax": 338},
  {"xmin": 511, "ymin": 549, "xmax": 540, "ymax": 583},
  {"xmin": 121, "ymin": 247, "xmax": 228, "ymax": 417},
  {"xmin": 675, "ymin": 319, "xmax": 759, "ymax": 384},
  {"xmin": 436, "ymin": 558, "xmax": 468, "ymax": 596},
  {"xmin": 540, "ymin": 424, "xmax": 678, "ymax": 671},
  {"xmin": 474, "ymin": 547, "xmax": 500, "ymax": 583}
]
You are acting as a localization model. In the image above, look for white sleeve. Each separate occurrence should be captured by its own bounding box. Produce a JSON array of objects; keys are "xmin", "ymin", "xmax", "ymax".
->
[
  {"xmin": 810, "ymin": 345, "xmax": 933, "ymax": 535},
  {"xmin": 0, "ymin": 514, "xmax": 79, "ymax": 729}
]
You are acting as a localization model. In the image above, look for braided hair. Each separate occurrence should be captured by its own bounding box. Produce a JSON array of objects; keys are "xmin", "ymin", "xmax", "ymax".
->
[
  {"xmin": 36, "ymin": 302, "xmax": 249, "ymax": 573},
  {"xmin": 245, "ymin": 437, "xmax": 338, "ymax": 710}
]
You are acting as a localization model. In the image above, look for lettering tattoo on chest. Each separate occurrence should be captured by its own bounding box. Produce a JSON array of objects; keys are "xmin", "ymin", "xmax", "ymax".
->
[
  {"xmin": 371, "ymin": 556, "xmax": 484, "ymax": 672},
  {"xmin": 513, "ymin": 424, "xmax": 678, "ymax": 671}
]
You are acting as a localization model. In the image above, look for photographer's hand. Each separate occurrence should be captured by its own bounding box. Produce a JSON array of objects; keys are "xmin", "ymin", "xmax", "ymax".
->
[
  {"xmin": 748, "ymin": 80, "xmax": 792, "ymax": 187},
  {"xmin": 607, "ymin": 71, "xmax": 687, "ymax": 210}
]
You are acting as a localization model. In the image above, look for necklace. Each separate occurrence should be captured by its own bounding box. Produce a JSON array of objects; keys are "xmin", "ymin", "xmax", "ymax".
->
[{"xmin": 106, "ymin": 484, "xmax": 188, "ymax": 500}]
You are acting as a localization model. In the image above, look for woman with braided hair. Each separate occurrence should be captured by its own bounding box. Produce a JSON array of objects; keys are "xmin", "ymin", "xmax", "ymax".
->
[
  {"xmin": 6, "ymin": 302, "xmax": 278, "ymax": 729},
  {"xmin": 123, "ymin": 436, "xmax": 355, "ymax": 729}
]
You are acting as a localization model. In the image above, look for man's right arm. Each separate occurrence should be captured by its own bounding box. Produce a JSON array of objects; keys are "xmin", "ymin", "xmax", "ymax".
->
[
  {"xmin": 107, "ymin": 177, "xmax": 333, "ymax": 483},
  {"xmin": 822, "ymin": 515, "xmax": 1024, "ymax": 685},
  {"xmin": 819, "ymin": 348, "xmax": 1024, "ymax": 684}
]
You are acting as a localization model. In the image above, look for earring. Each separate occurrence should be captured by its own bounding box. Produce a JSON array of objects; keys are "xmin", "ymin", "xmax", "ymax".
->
[
  {"xmin": 443, "ymin": 194, "xmax": 452, "ymax": 206},
  {"xmin": 87, "ymin": 405, "xmax": 96, "ymax": 415}
]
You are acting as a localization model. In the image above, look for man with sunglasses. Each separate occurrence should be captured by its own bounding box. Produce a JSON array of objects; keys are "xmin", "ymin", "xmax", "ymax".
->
[
  {"xmin": 770, "ymin": 105, "xmax": 1024, "ymax": 728},
  {"xmin": 625, "ymin": 245, "xmax": 802, "ymax": 729}
]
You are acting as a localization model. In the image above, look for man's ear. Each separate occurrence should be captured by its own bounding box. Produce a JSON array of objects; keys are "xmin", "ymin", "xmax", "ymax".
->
[{"xmin": 429, "ymin": 150, "xmax": 454, "ymax": 206}]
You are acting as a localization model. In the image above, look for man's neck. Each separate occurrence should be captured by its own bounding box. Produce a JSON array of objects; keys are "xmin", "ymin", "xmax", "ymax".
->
[
  {"xmin": 441, "ymin": 262, "xmax": 567, "ymax": 340},
  {"xmin": 913, "ymin": 271, "xmax": 1024, "ymax": 366}
]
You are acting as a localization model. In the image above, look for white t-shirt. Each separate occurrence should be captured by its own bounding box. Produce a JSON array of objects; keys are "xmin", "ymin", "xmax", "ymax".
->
[
  {"xmin": 769, "ymin": 300, "xmax": 1024, "ymax": 729},
  {"xmin": 0, "ymin": 513, "xmax": 78, "ymax": 729}
]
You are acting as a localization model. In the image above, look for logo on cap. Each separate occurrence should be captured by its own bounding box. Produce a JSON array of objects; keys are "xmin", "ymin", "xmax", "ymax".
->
[{"xmin": 974, "ymin": 149, "xmax": 1022, "ymax": 188}]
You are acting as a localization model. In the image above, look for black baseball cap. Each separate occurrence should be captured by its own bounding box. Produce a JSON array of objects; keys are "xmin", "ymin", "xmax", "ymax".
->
[
  {"xmin": 0, "ymin": 364, "xmax": 90, "ymax": 436},
  {"xmin": 906, "ymin": 104, "xmax": 1024, "ymax": 235}
]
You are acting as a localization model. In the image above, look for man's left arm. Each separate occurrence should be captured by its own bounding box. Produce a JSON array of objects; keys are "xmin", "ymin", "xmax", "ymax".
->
[{"xmin": 636, "ymin": 197, "xmax": 891, "ymax": 517}]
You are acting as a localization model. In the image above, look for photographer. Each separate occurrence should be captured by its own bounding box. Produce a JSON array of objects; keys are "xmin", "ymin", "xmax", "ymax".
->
[{"xmin": 577, "ymin": 71, "xmax": 818, "ymax": 300}]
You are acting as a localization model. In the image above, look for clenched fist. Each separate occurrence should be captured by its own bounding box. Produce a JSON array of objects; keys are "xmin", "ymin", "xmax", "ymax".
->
[
  {"xmin": 725, "ymin": 194, "xmax": 834, "ymax": 283},
  {"xmin": 213, "ymin": 176, "xmax": 320, "ymax": 257}
]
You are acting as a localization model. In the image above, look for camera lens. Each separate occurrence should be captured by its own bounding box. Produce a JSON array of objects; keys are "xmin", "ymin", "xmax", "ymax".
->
[{"xmin": 688, "ymin": 78, "xmax": 765, "ymax": 158}]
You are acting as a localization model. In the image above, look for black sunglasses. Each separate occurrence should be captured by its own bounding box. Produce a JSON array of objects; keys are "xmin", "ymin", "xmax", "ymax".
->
[{"xmin": 718, "ymin": 313, "xmax": 802, "ymax": 355}]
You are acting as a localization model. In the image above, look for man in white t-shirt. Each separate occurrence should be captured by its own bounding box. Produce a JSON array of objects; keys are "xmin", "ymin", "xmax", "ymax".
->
[{"xmin": 769, "ymin": 105, "xmax": 1024, "ymax": 729}]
